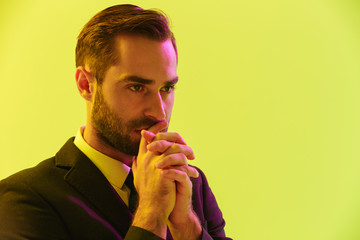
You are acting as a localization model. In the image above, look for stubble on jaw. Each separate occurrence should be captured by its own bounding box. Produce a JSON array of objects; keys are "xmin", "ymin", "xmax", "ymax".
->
[{"xmin": 91, "ymin": 85, "xmax": 159, "ymax": 156}]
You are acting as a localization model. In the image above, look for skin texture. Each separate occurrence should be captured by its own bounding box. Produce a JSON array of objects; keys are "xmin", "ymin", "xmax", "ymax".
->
[{"xmin": 75, "ymin": 35, "xmax": 201, "ymax": 239}]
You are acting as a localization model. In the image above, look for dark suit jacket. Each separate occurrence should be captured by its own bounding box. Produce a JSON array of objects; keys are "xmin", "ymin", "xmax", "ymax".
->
[{"xmin": 0, "ymin": 138, "xmax": 231, "ymax": 240}]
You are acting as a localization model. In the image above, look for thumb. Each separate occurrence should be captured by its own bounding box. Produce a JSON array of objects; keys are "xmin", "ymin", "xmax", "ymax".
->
[
  {"xmin": 138, "ymin": 130, "xmax": 149, "ymax": 156},
  {"xmin": 142, "ymin": 130, "xmax": 156, "ymax": 144},
  {"xmin": 138, "ymin": 120, "xmax": 168, "ymax": 156}
]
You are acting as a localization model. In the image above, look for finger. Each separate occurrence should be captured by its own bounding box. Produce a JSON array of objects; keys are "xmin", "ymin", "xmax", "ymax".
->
[
  {"xmin": 147, "ymin": 120, "xmax": 168, "ymax": 135},
  {"xmin": 163, "ymin": 165, "xmax": 199, "ymax": 178},
  {"xmin": 161, "ymin": 169, "xmax": 193, "ymax": 194},
  {"xmin": 138, "ymin": 130, "xmax": 148, "ymax": 156},
  {"xmin": 138, "ymin": 134, "xmax": 159, "ymax": 167},
  {"xmin": 152, "ymin": 132, "xmax": 187, "ymax": 145},
  {"xmin": 148, "ymin": 141, "xmax": 195, "ymax": 160},
  {"xmin": 183, "ymin": 165, "xmax": 199, "ymax": 178},
  {"xmin": 142, "ymin": 130, "xmax": 156, "ymax": 144},
  {"xmin": 147, "ymin": 140, "xmax": 174, "ymax": 153},
  {"xmin": 139, "ymin": 121, "xmax": 167, "ymax": 155},
  {"xmin": 164, "ymin": 144, "xmax": 195, "ymax": 160},
  {"xmin": 132, "ymin": 159, "xmax": 138, "ymax": 183},
  {"xmin": 156, "ymin": 153, "xmax": 187, "ymax": 169}
]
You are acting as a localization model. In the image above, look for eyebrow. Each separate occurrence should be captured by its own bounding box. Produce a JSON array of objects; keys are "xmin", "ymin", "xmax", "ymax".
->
[{"xmin": 121, "ymin": 75, "xmax": 179, "ymax": 85}]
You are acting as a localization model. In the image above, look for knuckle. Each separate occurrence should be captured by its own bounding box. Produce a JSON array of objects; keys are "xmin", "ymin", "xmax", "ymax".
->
[
  {"xmin": 158, "ymin": 140, "xmax": 167, "ymax": 148},
  {"xmin": 156, "ymin": 132, "xmax": 165, "ymax": 140},
  {"xmin": 154, "ymin": 140, "xmax": 169, "ymax": 150},
  {"xmin": 163, "ymin": 154, "xmax": 175, "ymax": 162},
  {"xmin": 177, "ymin": 166, "xmax": 186, "ymax": 171},
  {"xmin": 174, "ymin": 132, "xmax": 182, "ymax": 139},
  {"xmin": 170, "ymin": 143, "xmax": 180, "ymax": 151},
  {"xmin": 181, "ymin": 171, "xmax": 189, "ymax": 181},
  {"xmin": 176, "ymin": 169, "xmax": 186, "ymax": 177},
  {"xmin": 175, "ymin": 153, "xmax": 187, "ymax": 162},
  {"xmin": 174, "ymin": 153, "xmax": 185, "ymax": 160},
  {"xmin": 164, "ymin": 153, "xmax": 186, "ymax": 164}
]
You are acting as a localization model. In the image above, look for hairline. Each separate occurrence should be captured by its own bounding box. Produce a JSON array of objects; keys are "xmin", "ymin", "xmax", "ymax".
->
[{"xmin": 94, "ymin": 33, "xmax": 178, "ymax": 84}]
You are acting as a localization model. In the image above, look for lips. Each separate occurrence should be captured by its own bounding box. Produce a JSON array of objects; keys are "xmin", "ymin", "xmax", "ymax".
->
[
  {"xmin": 134, "ymin": 127, "xmax": 149, "ymax": 134},
  {"xmin": 135, "ymin": 127, "xmax": 148, "ymax": 132}
]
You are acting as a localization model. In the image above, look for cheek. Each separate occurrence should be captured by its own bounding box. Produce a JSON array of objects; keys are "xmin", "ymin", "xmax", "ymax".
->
[
  {"xmin": 164, "ymin": 94, "xmax": 175, "ymax": 115},
  {"xmin": 104, "ymin": 91, "xmax": 139, "ymax": 119}
]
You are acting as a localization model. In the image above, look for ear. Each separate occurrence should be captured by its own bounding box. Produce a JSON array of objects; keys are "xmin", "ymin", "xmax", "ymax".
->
[{"xmin": 75, "ymin": 66, "xmax": 95, "ymax": 101}]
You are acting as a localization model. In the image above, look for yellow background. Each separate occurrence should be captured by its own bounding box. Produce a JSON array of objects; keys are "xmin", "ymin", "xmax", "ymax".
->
[{"xmin": 1, "ymin": 0, "xmax": 360, "ymax": 239}]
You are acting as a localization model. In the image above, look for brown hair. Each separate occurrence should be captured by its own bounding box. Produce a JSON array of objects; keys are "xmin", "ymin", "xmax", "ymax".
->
[{"xmin": 75, "ymin": 4, "xmax": 177, "ymax": 84}]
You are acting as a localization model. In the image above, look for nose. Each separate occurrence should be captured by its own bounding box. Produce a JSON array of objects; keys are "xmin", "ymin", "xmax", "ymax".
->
[{"xmin": 144, "ymin": 92, "xmax": 166, "ymax": 121}]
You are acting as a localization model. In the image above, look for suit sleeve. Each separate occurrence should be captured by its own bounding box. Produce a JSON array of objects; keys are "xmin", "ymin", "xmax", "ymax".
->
[
  {"xmin": 125, "ymin": 226, "xmax": 164, "ymax": 240},
  {"xmin": 193, "ymin": 168, "xmax": 232, "ymax": 240}
]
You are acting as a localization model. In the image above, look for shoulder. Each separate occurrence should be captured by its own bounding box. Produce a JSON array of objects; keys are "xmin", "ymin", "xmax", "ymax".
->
[
  {"xmin": 0, "ymin": 156, "xmax": 57, "ymax": 208},
  {"xmin": 0, "ymin": 137, "xmax": 79, "ymax": 189},
  {"xmin": 0, "ymin": 157, "xmax": 64, "ymax": 205},
  {"xmin": 0, "ymin": 157, "xmax": 57, "ymax": 186},
  {"xmin": 0, "ymin": 156, "xmax": 73, "ymax": 240}
]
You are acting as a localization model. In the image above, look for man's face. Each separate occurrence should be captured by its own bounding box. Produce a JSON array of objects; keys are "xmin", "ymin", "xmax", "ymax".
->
[{"xmin": 91, "ymin": 35, "xmax": 178, "ymax": 156}]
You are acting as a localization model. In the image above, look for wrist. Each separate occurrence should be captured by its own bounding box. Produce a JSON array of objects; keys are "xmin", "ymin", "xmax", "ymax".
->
[
  {"xmin": 132, "ymin": 206, "xmax": 168, "ymax": 239},
  {"xmin": 168, "ymin": 211, "xmax": 202, "ymax": 240}
]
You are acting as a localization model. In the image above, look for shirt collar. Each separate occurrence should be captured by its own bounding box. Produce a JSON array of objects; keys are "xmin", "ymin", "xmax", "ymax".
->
[{"xmin": 73, "ymin": 126, "xmax": 130, "ymax": 189}]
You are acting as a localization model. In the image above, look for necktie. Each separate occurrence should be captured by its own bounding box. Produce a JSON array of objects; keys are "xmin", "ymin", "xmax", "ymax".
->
[{"xmin": 125, "ymin": 170, "xmax": 138, "ymax": 213}]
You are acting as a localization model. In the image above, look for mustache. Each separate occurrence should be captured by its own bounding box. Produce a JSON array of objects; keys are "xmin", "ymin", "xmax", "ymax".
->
[{"xmin": 128, "ymin": 118, "xmax": 160, "ymax": 130}]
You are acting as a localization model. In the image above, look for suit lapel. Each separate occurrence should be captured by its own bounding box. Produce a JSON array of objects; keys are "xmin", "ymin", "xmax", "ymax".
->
[{"xmin": 55, "ymin": 138, "xmax": 133, "ymax": 238}]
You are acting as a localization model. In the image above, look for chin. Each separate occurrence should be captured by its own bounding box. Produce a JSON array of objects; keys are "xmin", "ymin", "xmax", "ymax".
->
[{"xmin": 130, "ymin": 131, "xmax": 142, "ymax": 143}]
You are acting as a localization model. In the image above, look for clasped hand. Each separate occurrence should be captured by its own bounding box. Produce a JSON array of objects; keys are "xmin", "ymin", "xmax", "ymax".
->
[{"xmin": 132, "ymin": 121, "xmax": 202, "ymax": 239}]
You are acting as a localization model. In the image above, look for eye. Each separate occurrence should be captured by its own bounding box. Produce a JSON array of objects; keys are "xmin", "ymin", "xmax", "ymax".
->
[
  {"xmin": 128, "ymin": 85, "xmax": 144, "ymax": 92},
  {"xmin": 160, "ymin": 85, "xmax": 175, "ymax": 93}
]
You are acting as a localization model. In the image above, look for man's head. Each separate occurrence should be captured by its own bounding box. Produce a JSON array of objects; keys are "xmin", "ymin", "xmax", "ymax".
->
[
  {"xmin": 75, "ymin": 4, "xmax": 177, "ymax": 84},
  {"xmin": 75, "ymin": 5, "xmax": 178, "ymax": 157}
]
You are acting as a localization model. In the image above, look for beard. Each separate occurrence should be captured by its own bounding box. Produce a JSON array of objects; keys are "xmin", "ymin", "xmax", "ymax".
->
[{"xmin": 91, "ymin": 86, "xmax": 158, "ymax": 156}]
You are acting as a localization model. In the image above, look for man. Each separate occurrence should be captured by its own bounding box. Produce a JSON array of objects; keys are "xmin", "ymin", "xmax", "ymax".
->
[{"xmin": 0, "ymin": 4, "xmax": 231, "ymax": 240}]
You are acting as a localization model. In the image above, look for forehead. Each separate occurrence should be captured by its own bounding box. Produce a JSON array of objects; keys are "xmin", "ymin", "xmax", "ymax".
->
[{"xmin": 111, "ymin": 35, "xmax": 177, "ymax": 79}]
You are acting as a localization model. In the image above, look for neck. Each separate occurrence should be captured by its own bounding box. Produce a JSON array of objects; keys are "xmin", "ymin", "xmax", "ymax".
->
[{"xmin": 82, "ymin": 124, "xmax": 135, "ymax": 167}]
